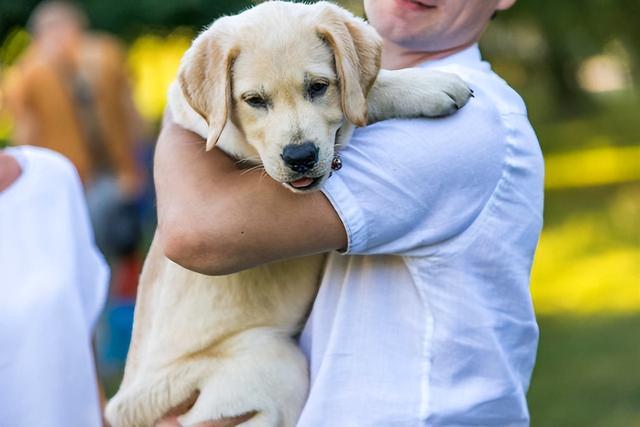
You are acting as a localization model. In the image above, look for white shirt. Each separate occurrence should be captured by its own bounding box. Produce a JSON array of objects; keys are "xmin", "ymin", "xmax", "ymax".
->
[
  {"xmin": 299, "ymin": 45, "xmax": 544, "ymax": 426},
  {"xmin": 0, "ymin": 146, "xmax": 108, "ymax": 427}
]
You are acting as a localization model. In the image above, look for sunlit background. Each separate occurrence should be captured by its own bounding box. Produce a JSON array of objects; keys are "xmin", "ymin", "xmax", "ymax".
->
[{"xmin": 1, "ymin": 1, "xmax": 638, "ymax": 426}]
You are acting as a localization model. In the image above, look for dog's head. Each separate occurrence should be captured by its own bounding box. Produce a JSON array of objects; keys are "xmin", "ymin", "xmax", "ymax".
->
[{"xmin": 178, "ymin": 1, "xmax": 381, "ymax": 192}]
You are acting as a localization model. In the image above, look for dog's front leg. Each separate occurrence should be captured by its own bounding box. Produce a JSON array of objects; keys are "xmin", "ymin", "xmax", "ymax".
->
[{"xmin": 366, "ymin": 69, "xmax": 473, "ymax": 124}]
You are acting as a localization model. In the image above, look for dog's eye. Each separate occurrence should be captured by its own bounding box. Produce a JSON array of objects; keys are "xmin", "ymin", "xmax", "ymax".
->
[
  {"xmin": 244, "ymin": 95, "xmax": 268, "ymax": 109},
  {"xmin": 308, "ymin": 81, "xmax": 329, "ymax": 99}
]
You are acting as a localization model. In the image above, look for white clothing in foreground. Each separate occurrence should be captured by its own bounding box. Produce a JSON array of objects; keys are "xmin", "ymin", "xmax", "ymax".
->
[
  {"xmin": 299, "ymin": 45, "xmax": 544, "ymax": 426},
  {"xmin": 0, "ymin": 146, "xmax": 108, "ymax": 427}
]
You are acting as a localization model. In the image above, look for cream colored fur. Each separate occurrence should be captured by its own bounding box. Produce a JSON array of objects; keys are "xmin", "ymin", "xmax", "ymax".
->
[{"xmin": 106, "ymin": 2, "xmax": 471, "ymax": 426}]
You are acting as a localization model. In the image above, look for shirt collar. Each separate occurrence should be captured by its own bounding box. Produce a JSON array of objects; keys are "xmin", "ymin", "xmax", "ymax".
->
[{"xmin": 417, "ymin": 43, "xmax": 485, "ymax": 70}]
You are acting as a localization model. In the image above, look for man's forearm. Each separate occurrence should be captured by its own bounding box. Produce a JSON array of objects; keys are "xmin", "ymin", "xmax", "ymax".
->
[{"xmin": 154, "ymin": 117, "xmax": 347, "ymax": 275}]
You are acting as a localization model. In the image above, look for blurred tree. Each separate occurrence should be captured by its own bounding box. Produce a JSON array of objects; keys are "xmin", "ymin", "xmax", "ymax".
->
[
  {"xmin": 0, "ymin": 0, "xmax": 253, "ymax": 43},
  {"xmin": 81, "ymin": 0, "xmax": 253, "ymax": 39},
  {"xmin": 491, "ymin": 0, "xmax": 639, "ymax": 115},
  {"xmin": 0, "ymin": 0, "xmax": 40, "ymax": 41}
]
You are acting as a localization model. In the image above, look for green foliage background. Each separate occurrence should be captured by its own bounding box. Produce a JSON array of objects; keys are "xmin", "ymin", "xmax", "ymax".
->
[{"xmin": 2, "ymin": 0, "xmax": 639, "ymax": 118}]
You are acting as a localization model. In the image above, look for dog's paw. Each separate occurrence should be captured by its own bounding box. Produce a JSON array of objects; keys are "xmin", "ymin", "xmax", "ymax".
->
[
  {"xmin": 104, "ymin": 395, "xmax": 129, "ymax": 427},
  {"xmin": 105, "ymin": 388, "xmax": 158, "ymax": 427},
  {"xmin": 415, "ymin": 70, "xmax": 473, "ymax": 117}
]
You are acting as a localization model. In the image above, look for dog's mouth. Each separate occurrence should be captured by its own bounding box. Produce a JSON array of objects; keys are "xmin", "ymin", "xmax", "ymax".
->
[{"xmin": 284, "ymin": 176, "xmax": 323, "ymax": 192}]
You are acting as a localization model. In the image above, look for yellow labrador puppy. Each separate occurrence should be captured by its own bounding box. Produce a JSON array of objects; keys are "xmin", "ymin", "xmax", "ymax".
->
[{"xmin": 106, "ymin": 2, "xmax": 471, "ymax": 426}]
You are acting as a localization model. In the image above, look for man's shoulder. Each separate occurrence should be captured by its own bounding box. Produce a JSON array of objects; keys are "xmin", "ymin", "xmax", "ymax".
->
[
  {"xmin": 351, "ymin": 59, "xmax": 535, "ymax": 171},
  {"xmin": 435, "ymin": 61, "xmax": 529, "ymax": 117},
  {"xmin": 2, "ymin": 50, "xmax": 47, "ymax": 91},
  {"xmin": 342, "ymin": 64, "xmax": 539, "ymax": 219}
]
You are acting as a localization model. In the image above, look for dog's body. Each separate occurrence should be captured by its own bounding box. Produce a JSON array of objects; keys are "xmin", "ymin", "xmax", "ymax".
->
[{"xmin": 106, "ymin": 2, "xmax": 471, "ymax": 426}]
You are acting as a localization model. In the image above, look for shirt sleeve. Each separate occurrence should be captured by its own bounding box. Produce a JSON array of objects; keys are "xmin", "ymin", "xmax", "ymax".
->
[
  {"xmin": 38, "ymin": 148, "xmax": 110, "ymax": 334},
  {"xmin": 321, "ymin": 92, "xmax": 507, "ymax": 257}
]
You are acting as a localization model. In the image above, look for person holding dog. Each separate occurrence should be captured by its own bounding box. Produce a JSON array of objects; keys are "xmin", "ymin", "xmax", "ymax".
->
[{"xmin": 154, "ymin": 0, "xmax": 542, "ymax": 426}]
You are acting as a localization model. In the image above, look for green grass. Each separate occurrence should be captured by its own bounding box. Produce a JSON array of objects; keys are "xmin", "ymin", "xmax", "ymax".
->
[{"xmin": 529, "ymin": 315, "xmax": 640, "ymax": 427}]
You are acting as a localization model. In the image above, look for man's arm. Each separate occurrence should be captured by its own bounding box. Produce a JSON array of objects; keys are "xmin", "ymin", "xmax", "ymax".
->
[
  {"xmin": 155, "ymin": 114, "xmax": 347, "ymax": 276},
  {"xmin": 0, "ymin": 152, "xmax": 22, "ymax": 192}
]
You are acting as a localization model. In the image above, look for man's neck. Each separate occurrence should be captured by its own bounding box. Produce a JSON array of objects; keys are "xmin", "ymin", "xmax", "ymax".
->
[{"xmin": 381, "ymin": 40, "xmax": 475, "ymax": 70}]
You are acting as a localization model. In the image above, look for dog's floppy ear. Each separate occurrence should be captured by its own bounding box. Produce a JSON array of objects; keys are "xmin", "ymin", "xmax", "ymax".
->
[
  {"xmin": 178, "ymin": 20, "xmax": 238, "ymax": 150},
  {"xmin": 316, "ymin": 4, "xmax": 382, "ymax": 127}
]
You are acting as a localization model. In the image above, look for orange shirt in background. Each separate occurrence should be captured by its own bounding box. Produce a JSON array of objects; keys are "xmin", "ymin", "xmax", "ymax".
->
[{"xmin": 2, "ymin": 34, "xmax": 142, "ymax": 188}]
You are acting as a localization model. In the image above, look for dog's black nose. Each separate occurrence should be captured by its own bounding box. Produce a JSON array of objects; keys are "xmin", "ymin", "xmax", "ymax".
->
[{"xmin": 281, "ymin": 142, "xmax": 319, "ymax": 173}]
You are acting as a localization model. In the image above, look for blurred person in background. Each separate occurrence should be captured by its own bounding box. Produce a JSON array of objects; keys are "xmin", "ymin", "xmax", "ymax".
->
[
  {"xmin": 2, "ymin": 0, "xmax": 146, "ymax": 296},
  {"xmin": 0, "ymin": 145, "xmax": 108, "ymax": 427},
  {"xmin": 153, "ymin": 0, "xmax": 542, "ymax": 426}
]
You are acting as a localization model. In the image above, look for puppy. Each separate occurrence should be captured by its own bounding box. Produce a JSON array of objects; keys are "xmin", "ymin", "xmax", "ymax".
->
[{"xmin": 106, "ymin": 2, "xmax": 471, "ymax": 426}]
